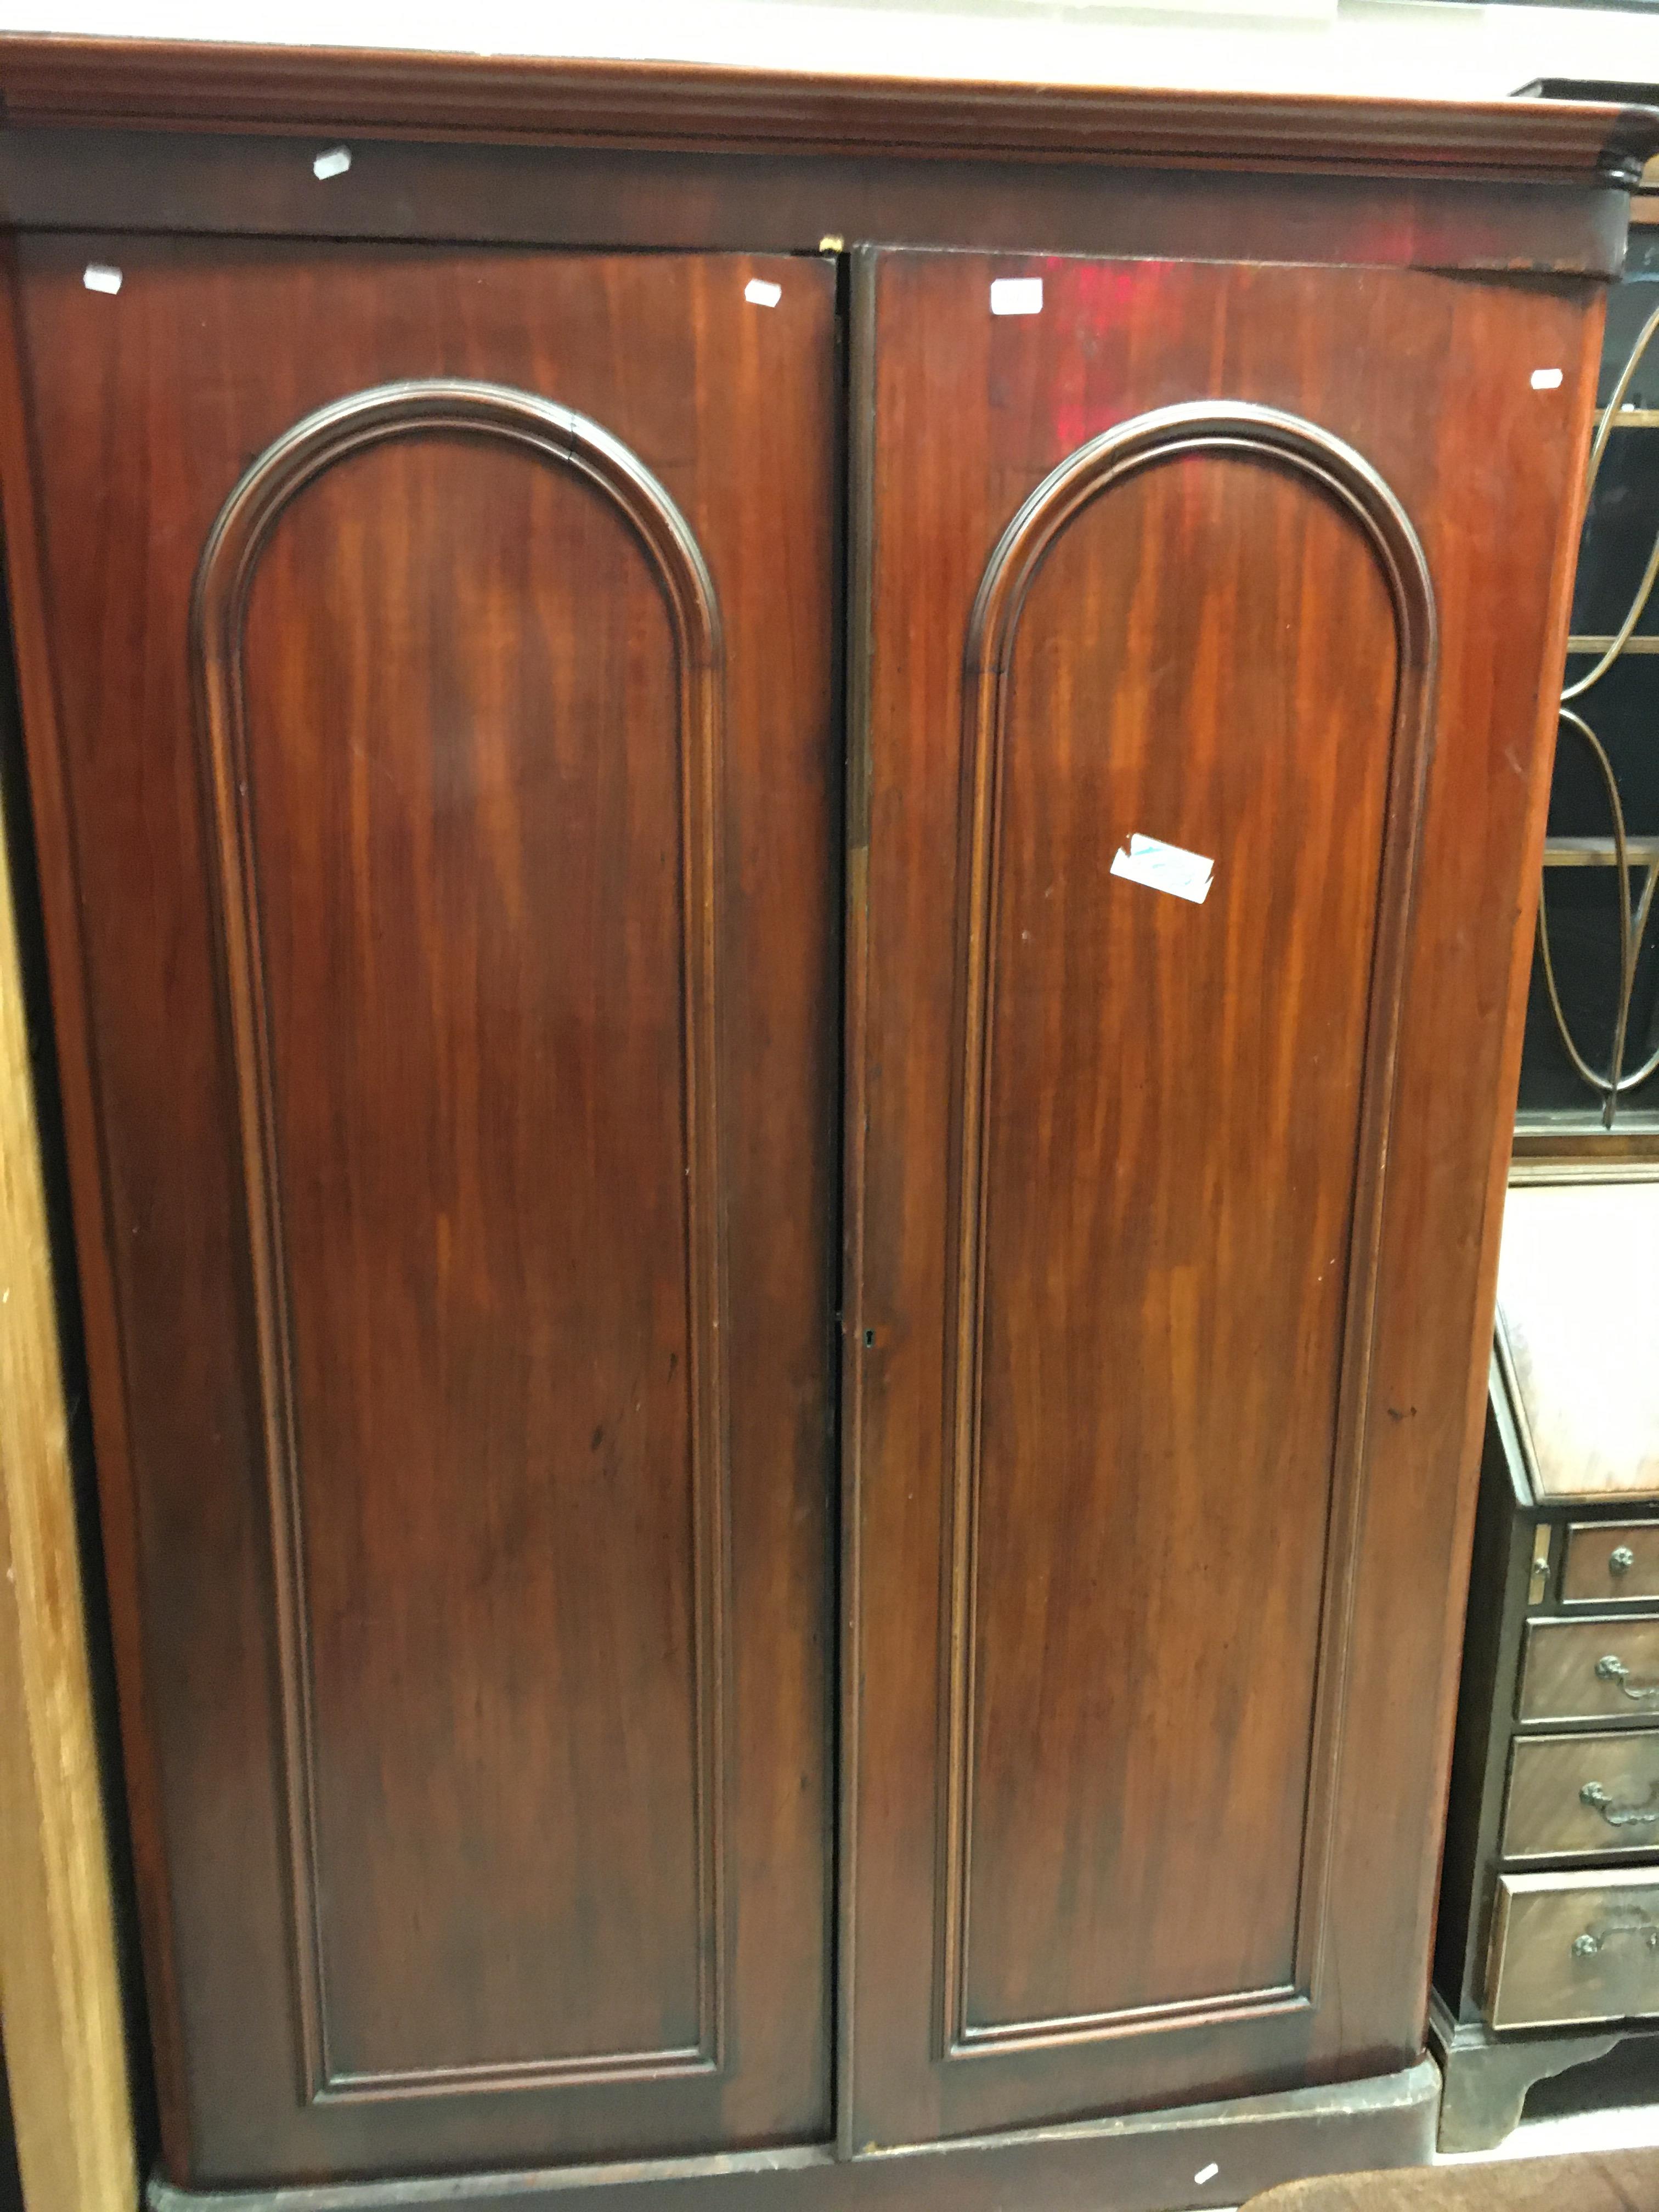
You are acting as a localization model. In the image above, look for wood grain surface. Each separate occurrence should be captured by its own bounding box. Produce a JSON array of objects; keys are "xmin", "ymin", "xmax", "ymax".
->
[
  {"xmin": 5, "ymin": 238, "xmax": 839, "ymax": 2185},
  {"xmin": 1496, "ymin": 1182, "xmax": 1659, "ymax": 1501},
  {"xmin": 1488, "ymin": 1867, "xmax": 1659, "ymax": 2032},
  {"xmin": 1563, "ymin": 1522, "xmax": 1659, "ymax": 1605},
  {"xmin": 0, "ymin": 36, "xmax": 1654, "ymax": 183},
  {"xmin": 1520, "ymin": 1616, "xmax": 1659, "ymax": 1725},
  {"xmin": 1505, "ymin": 1731, "xmax": 1659, "ymax": 1860},
  {"xmin": 0, "ymin": 131, "xmax": 1632, "ymax": 286},
  {"xmin": 139, "ymin": 2060, "xmax": 1440, "ymax": 2212},
  {"xmin": 941, "ymin": 404, "xmax": 1428, "ymax": 2059},
  {"xmin": 0, "ymin": 137, "xmax": 1617, "ymax": 2210},
  {"xmin": 845, "ymin": 246, "xmax": 1602, "ymax": 2147},
  {"xmin": 0, "ymin": 641, "xmax": 136, "ymax": 2210}
]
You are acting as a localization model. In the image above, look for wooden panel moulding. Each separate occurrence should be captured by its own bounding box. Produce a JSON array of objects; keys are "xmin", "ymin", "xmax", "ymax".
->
[{"xmin": 0, "ymin": 37, "xmax": 1654, "ymax": 185}]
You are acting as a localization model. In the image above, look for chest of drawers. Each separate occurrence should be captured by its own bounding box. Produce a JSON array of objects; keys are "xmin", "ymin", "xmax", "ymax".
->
[{"xmin": 1433, "ymin": 1180, "xmax": 1659, "ymax": 2151}]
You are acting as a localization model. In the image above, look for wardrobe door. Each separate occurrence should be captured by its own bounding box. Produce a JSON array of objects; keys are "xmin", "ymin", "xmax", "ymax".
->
[
  {"xmin": 844, "ymin": 247, "xmax": 1598, "ymax": 2147},
  {"xmin": 11, "ymin": 241, "xmax": 837, "ymax": 2184}
]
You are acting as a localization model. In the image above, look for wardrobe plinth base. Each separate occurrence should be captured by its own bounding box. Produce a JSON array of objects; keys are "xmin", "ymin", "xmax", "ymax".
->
[{"xmin": 151, "ymin": 2057, "xmax": 1439, "ymax": 2212}]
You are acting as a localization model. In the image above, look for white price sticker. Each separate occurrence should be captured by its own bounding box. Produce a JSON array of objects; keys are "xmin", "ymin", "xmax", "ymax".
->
[
  {"xmin": 1110, "ymin": 832, "xmax": 1214, "ymax": 905},
  {"xmin": 990, "ymin": 277, "xmax": 1043, "ymax": 317}
]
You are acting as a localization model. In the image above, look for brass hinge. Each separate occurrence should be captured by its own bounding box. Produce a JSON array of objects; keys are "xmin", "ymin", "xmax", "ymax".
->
[{"xmin": 1530, "ymin": 1524, "xmax": 1553, "ymax": 1607}]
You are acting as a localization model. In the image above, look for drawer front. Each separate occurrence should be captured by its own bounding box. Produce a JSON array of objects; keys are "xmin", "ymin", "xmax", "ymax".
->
[
  {"xmin": 1521, "ymin": 1617, "xmax": 1659, "ymax": 1724},
  {"xmin": 1564, "ymin": 1522, "xmax": 1659, "ymax": 1606},
  {"xmin": 1488, "ymin": 1869, "xmax": 1659, "ymax": 2030},
  {"xmin": 1505, "ymin": 1732, "xmax": 1659, "ymax": 1860}
]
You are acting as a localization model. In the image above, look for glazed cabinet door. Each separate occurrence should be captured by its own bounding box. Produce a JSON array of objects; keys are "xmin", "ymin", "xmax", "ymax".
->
[
  {"xmin": 843, "ymin": 247, "xmax": 1599, "ymax": 2146},
  {"xmin": 10, "ymin": 241, "xmax": 838, "ymax": 2183}
]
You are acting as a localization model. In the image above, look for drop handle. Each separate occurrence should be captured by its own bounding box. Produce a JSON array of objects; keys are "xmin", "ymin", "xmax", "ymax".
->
[
  {"xmin": 1597, "ymin": 1654, "xmax": 1659, "ymax": 1702},
  {"xmin": 1573, "ymin": 1914, "xmax": 1659, "ymax": 1960},
  {"xmin": 1580, "ymin": 1780, "xmax": 1659, "ymax": 1827}
]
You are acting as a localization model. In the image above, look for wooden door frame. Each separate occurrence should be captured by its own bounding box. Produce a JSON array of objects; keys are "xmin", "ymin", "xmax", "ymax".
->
[{"xmin": 0, "ymin": 728, "xmax": 136, "ymax": 2210}]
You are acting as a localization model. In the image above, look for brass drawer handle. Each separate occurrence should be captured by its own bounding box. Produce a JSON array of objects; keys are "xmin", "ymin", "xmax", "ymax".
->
[
  {"xmin": 1597, "ymin": 1655, "xmax": 1659, "ymax": 1702},
  {"xmin": 1573, "ymin": 1912, "xmax": 1659, "ymax": 1960},
  {"xmin": 1611, "ymin": 1546, "xmax": 1638, "ymax": 1577},
  {"xmin": 1581, "ymin": 1780, "xmax": 1659, "ymax": 1827}
]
